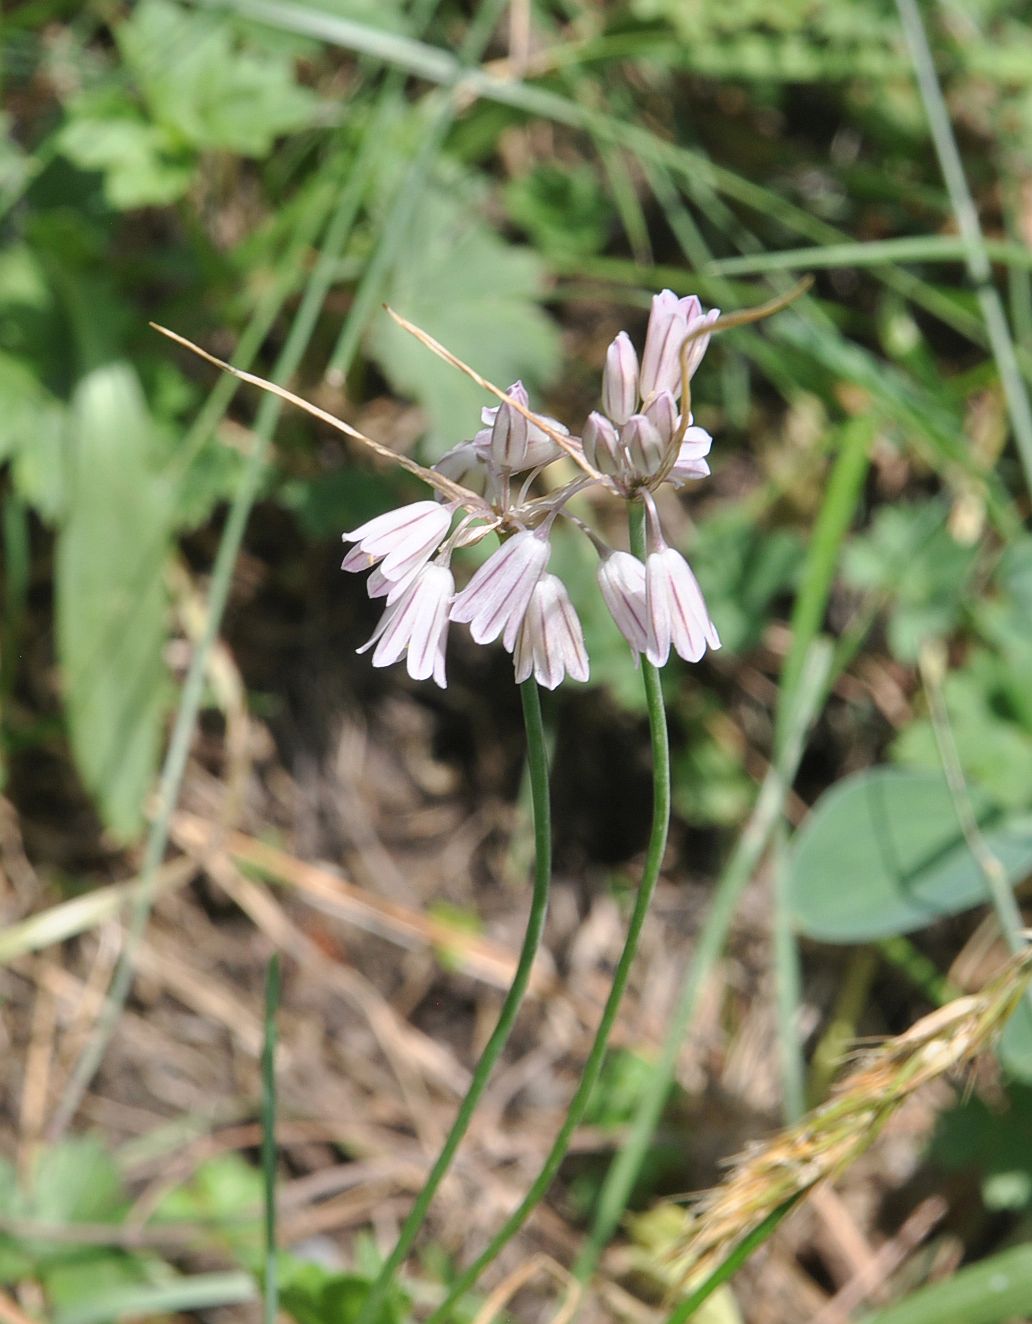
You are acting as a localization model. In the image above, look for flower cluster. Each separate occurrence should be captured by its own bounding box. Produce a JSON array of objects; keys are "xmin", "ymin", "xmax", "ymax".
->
[{"xmin": 341, "ymin": 291, "xmax": 722, "ymax": 689}]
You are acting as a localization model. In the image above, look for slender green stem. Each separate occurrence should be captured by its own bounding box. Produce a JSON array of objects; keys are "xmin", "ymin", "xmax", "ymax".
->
[
  {"xmin": 426, "ymin": 499, "xmax": 671, "ymax": 1323},
  {"xmin": 261, "ymin": 955, "xmax": 282, "ymax": 1324},
  {"xmin": 578, "ymin": 641, "xmax": 832, "ymax": 1281},
  {"xmin": 355, "ymin": 679, "xmax": 552, "ymax": 1324}
]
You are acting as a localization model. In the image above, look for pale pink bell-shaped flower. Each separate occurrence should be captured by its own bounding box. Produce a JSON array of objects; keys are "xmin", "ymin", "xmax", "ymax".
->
[
  {"xmin": 639, "ymin": 291, "xmax": 699, "ymax": 401},
  {"xmin": 342, "ymin": 501, "xmax": 452, "ymax": 583},
  {"xmin": 477, "ymin": 391, "xmax": 569, "ymax": 472},
  {"xmin": 449, "ymin": 526, "xmax": 551, "ymax": 646},
  {"xmin": 433, "ymin": 440, "xmax": 484, "ymax": 495},
  {"xmin": 602, "ymin": 331, "xmax": 639, "ymax": 424},
  {"xmin": 357, "ymin": 563, "xmax": 454, "ymax": 687},
  {"xmin": 512, "ymin": 573, "xmax": 589, "ymax": 689},
  {"xmin": 642, "ymin": 390, "xmax": 678, "ymax": 444},
  {"xmin": 488, "ymin": 381, "xmax": 530, "ymax": 470},
  {"xmin": 597, "ymin": 550, "xmax": 649, "ymax": 654},
  {"xmin": 667, "ymin": 424, "xmax": 713, "ymax": 487},
  {"xmin": 681, "ymin": 307, "xmax": 720, "ymax": 383},
  {"xmin": 639, "ymin": 291, "xmax": 720, "ymax": 403},
  {"xmin": 643, "ymin": 506, "xmax": 720, "ymax": 666}
]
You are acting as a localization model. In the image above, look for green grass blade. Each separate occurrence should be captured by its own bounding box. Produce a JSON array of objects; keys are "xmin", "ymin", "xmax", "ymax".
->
[
  {"xmin": 261, "ymin": 955, "xmax": 282, "ymax": 1324},
  {"xmin": 664, "ymin": 1194, "xmax": 804, "ymax": 1323},
  {"xmin": 895, "ymin": 0, "xmax": 1032, "ymax": 497},
  {"xmin": 857, "ymin": 1245, "xmax": 1032, "ymax": 1324}
]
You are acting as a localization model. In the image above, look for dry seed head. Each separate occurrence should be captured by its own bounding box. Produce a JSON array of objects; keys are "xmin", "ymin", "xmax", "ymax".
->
[{"xmin": 668, "ymin": 947, "xmax": 1032, "ymax": 1283}]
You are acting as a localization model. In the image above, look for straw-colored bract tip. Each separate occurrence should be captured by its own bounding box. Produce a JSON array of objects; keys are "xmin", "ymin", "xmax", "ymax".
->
[{"xmin": 149, "ymin": 319, "xmax": 487, "ymax": 509}]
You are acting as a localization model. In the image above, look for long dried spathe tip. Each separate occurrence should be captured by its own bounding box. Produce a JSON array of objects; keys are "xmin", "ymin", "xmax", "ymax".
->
[
  {"xmin": 148, "ymin": 322, "xmax": 487, "ymax": 510},
  {"xmin": 384, "ymin": 305, "xmax": 605, "ymax": 484}
]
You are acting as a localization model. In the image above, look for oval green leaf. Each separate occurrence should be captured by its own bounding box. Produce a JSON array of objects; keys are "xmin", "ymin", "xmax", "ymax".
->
[{"xmin": 788, "ymin": 768, "xmax": 1032, "ymax": 941}]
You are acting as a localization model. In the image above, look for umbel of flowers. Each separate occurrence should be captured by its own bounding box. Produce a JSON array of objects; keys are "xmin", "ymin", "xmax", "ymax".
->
[{"xmin": 341, "ymin": 291, "xmax": 722, "ymax": 689}]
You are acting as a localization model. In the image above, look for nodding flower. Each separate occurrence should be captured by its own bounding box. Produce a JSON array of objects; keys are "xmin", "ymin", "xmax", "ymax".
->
[
  {"xmin": 512, "ymin": 573, "xmax": 589, "ymax": 690},
  {"xmin": 357, "ymin": 562, "xmax": 454, "ymax": 688},
  {"xmin": 449, "ymin": 525, "xmax": 552, "ymax": 648},
  {"xmin": 642, "ymin": 493, "xmax": 720, "ymax": 667}
]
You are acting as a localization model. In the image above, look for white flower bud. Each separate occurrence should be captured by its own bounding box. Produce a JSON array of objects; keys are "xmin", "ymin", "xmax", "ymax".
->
[
  {"xmin": 622, "ymin": 414, "xmax": 665, "ymax": 477},
  {"xmin": 582, "ymin": 411, "xmax": 629, "ymax": 479},
  {"xmin": 602, "ymin": 332, "xmax": 639, "ymax": 424}
]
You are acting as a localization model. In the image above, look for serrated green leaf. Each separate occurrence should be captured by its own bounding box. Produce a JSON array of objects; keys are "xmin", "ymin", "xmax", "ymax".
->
[
  {"xmin": 504, "ymin": 162, "xmax": 615, "ymax": 257},
  {"xmin": 119, "ymin": 0, "xmax": 319, "ymax": 156},
  {"xmin": 841, "ymin": 501, "xmax": 976, "ymax": 661},
  {"xmin": 367, "ymin": 187, "xmax": 560, "ymax": 452},
  {"xmin": 787, "ymin": 768, "xmax": 1032, "ymax": 941},
  {"xmin": 57, "ymin": 92, "xmax": 195, "ymax": 209},
  {"xmin": 55, "ymin": 362, "xmax": 173, "ymax": 839}
]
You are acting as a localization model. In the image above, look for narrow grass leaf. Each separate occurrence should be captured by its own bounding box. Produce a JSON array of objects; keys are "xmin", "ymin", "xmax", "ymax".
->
[{"xmin": 261, "ymin": 955, "xmax": 281, "ymax": 1324}]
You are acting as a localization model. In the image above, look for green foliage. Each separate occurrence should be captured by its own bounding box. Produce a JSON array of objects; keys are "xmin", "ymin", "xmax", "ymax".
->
[
  {"xmin": 367, "ymin": 184, "xmax": 560, "ymax": 452},
  {"xmin": 55, "ymin": 362, "xmax": 174, "ymax": 839},
  {"xmin": 842, "ymin": 501, "xmax": 977, "ymax": 662},
  {"xmin": 857, "ymin": 1245, "xmax": 1032, "ymax": 1324},
  {"xmin": 671, "ymin": 702, "xmax": 753, "ymax": 828},
  {"xmin": 932, "ymin": 1084, "xmax": 1032, "ymax": 1211},
  {"xmin": 689, "ymin": 508, "xmax": 802, "ymax": 655},
  {"xmin": 892, "ymin": 644, "xmax": 1032, "ymax": 810},
  {"xmin": 505, "ymin": 162, "xmax": 615, "ymax": 257},
  {"xmin": 786, "ymin": 768, "xmax": 1032, "ymax": 941},
  {"xmin": 57, "ymin": 0, "xmax": 318, "ymax": 208},
  {"xmin": 280, "ymin": 1257, "xmax": 408, "ymax": 1324},
  {"xmin": 583, "ymin": 1048, "xmax": 657, "ymax": 1129},
  {"xmin": 0, "ymin": 1137, "xmax": 162, "ymax": 1319},
  {"xmin": 155, "ymin": 1152, "xmax": 263, "ymax": 1257}
]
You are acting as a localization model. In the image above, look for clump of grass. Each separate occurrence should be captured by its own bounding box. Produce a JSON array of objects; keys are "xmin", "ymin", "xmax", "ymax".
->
[{"xmin": 668, "ymin": 945, "xmax": 1032, "ymax": 1291}]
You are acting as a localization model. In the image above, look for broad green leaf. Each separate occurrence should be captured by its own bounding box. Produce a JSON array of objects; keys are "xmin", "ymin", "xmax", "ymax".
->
[
  {"xmin": 787, "ymin": 768, "xmax": 1032, "ymax": 941},
  {"xmin": 858, "ymin": 1245, "xmax": 1032, "ymax": 1324},
  {"xmin": 367, "ymin": 186, "xmax": 560, "ymax": 452},
  {"xmin": 55, "ymin": 362, "xmax": 173, "ymax": 838},
  {"xmin": 52, "ymin": 1271, "xmax": 257, "ymax": 1324},
  {"xmin": 0, "ymin": 355, "xmax": 68, "ymax": 520}
]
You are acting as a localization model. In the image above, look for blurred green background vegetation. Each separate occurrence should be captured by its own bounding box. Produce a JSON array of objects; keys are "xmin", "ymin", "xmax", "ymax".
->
[{"xmin": 5, "ymin": 0, "xmax": 1032, "ymax": 1320}]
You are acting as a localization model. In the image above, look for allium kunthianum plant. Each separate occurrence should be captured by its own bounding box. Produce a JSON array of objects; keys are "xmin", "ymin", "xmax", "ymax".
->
[
  {"xmin": 154, "ymin": 279, "xmax": 805, "ymax": 1321},
  {"xmin": 341, "ymin": 289, "xmax": 722, "ymax": 690}
]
